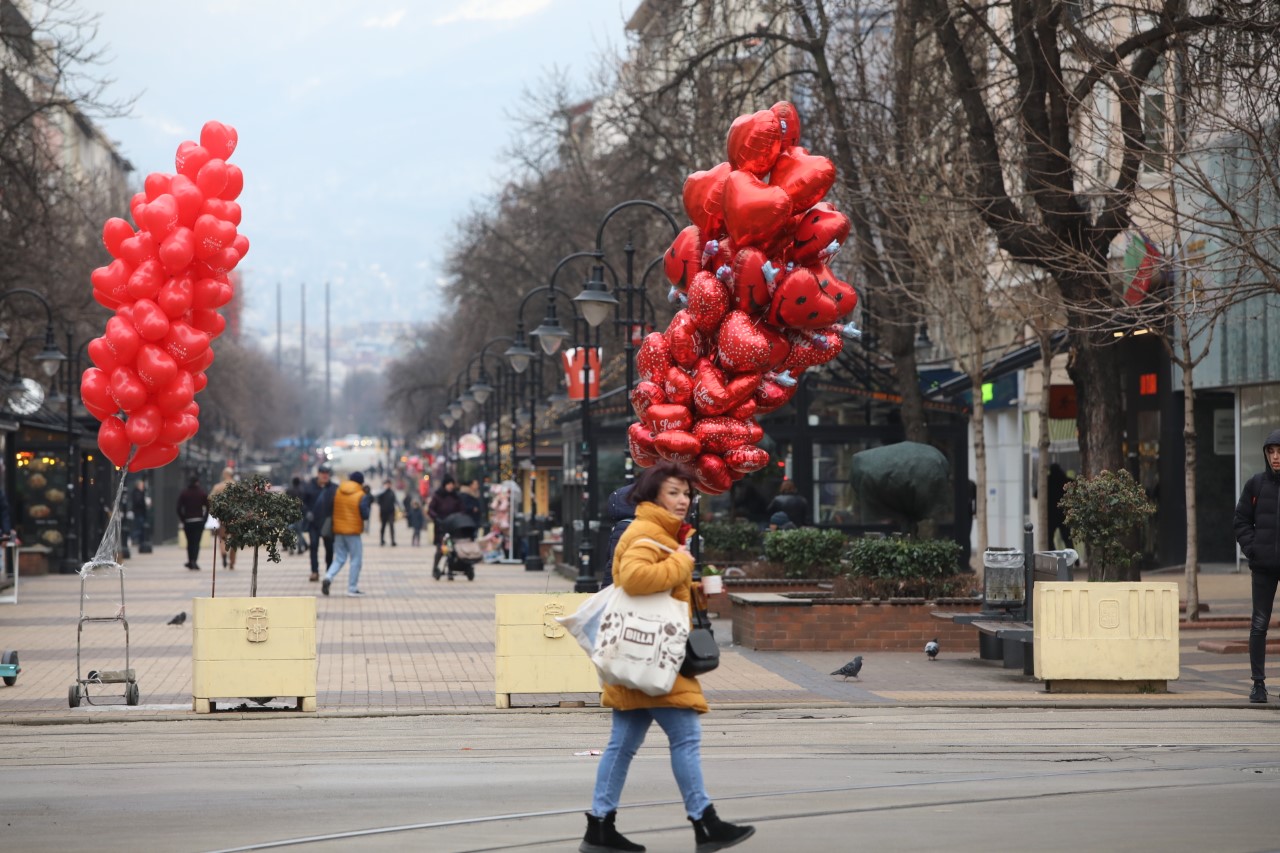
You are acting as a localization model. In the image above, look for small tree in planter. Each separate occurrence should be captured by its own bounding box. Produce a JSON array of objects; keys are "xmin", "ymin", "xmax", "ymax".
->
[
  {"xmin": 208, "ymin": 476, "xmax": 302, "ymax": 597},
  {"xmin": 1059, "ymin": 469, "xmax": 1155, "ymax": 583},
  {"xmin": 762, "ymin": 528, "xmax": 848, "ymax": 578}
]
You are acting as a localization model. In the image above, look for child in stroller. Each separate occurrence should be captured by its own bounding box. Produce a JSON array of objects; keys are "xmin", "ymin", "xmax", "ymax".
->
[{"xmin": 434, "ymin": 512, "xmax": 483, "ymax": 581}]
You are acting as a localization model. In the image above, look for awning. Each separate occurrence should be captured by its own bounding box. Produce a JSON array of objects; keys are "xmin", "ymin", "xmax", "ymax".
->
[{"xmin": 924, "ymin": 330, "xmax": 1070, "ymax": 400}]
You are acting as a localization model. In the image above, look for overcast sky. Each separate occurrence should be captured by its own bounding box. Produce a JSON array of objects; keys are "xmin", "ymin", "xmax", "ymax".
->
[{"xmin": 78, "ymin": 0, "xmax": 633, "ymax": 336}]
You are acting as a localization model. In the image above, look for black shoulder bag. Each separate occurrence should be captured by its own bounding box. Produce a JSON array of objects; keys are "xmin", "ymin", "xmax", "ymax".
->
[{"xmin": 681, "ymin": 584, "xmax": 720, "ymax": 677}]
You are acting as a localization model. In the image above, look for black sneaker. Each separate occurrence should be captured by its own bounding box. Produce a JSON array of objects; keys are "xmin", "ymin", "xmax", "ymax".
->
[
  {"xmin": 1250, "ymin": 681, "xmax": 1268, "ymax": 703},
  {"xmin": 321, "ymin": 579, "xmax": 330, "ymax": 596}
]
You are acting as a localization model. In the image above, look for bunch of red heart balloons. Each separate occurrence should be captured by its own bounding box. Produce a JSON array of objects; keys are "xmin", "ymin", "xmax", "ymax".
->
[
  {"xmin": 629, "ymin": 102, "xmax": 858, "ymax": 494},
  {"xmin": 83, "ymin": 120, "xmax": 246, "ymax": 472}
]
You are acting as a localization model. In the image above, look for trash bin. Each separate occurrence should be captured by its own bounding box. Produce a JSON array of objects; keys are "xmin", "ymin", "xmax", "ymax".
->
[{"xmin": 982, "ymin": 547, "xmax": 1025, "ymax": 607}]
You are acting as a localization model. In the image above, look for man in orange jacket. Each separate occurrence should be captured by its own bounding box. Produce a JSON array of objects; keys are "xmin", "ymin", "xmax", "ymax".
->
[{"xmin": 321, "ymin": 471, "xmax": 373, "ymax": 597}]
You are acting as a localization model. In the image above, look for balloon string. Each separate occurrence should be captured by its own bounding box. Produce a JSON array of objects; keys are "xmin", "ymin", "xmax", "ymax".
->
[{"xmin": 80, "ymin": 448, "xmax": 139, "ymax": 576}]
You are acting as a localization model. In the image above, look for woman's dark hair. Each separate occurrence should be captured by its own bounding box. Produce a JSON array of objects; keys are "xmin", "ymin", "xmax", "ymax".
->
[
  {"xmin": 441, "ymin": 475, "xmax": 456, "ymax": 488},
  {"xmin": 778, "ymin": 480, "xmax": 797, "ymax": 495},
  {"xmin": 629, "ymin": 461, "xmax": 697, "ymax": 505}
]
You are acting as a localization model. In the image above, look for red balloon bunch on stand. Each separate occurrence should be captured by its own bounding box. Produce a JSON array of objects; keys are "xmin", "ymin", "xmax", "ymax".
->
[
  {"xmin": 84, "ymin": 120, "xmax": 246, "ymax": 472},
  {"xmin": 630, "ymin": 102, "xmax": 858, "ymax": 495}
]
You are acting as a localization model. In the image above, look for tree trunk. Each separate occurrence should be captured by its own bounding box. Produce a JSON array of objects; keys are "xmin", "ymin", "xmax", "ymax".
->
[
  {"xmin": 1065, "ymin": 329, "xmax": 1126, "ymax": 477},
  {"xmin": 1181, "ymin": 330, "xmax": 1200, "ymax": 621},
  {"xmin": 886, "ymin": 320, "xmax": 929, "ymax": 444},
  {"xmin": 251, "ymin": 546, "xmax": 259, "ymax": 597}
]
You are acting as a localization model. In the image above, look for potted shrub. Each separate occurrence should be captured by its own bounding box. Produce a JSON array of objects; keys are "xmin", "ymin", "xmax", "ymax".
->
[
  {"xmin": 835, "ymin": 536, "xmax": 970, "ymax": 599},
  {"xmin": 762, "ymin": 527, "xmax": 847, "ymax": 578},
  {"xmin": 1035, "ymin": 469, "xmax": 1178, "ymax": 691},
  {"xmin": 192, "ymin": 476, "xmax": 316, "ymax": 713},
  {"xmin": 699, "ymin": 519, "xmax": 763, "ymax": 563}
]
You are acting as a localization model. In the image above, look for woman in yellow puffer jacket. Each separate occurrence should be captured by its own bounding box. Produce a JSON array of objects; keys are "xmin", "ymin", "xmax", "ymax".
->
[{"xmin": 580, "ymin": 461, "xmax": 755, "ymax": 853}]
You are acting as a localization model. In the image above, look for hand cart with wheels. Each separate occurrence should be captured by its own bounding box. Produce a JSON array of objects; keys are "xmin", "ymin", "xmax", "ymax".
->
[{"xmin": 68, "ymin": 561, "xmax": 140, "ymax": 708}]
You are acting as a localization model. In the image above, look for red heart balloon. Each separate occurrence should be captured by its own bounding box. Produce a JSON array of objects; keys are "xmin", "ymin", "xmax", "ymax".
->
[
  {"xmin": 792, "ymin": 202, "xmax": 850, "ymax": 266},
  {"xmin": 191, "ymin": 277, "xmax": 233, "ymax": 310},
  {"xmin": 125, "ymin": 404, "xmax": 163, "ymax": 447},
  {"xmin": 726, "ymin": 110, "xmax": 782, "ymax": 176},
  {"xmin": 81, "ymin": 367, "xmax": 118, "ymax": 420},
  {"xmin": 87, "ymin": 337, "xmax": 120, "ymax": 372},
  {"xmin": 692, "ymin": 358, "xmax": 759, "ymax": 416},
  {"xmin": 754, "ymin": 374, "xmax": 799, "ymax": 413},
  {"xmin": 159, "ymin": 413, "xmax": 198, "ymax": 445},
  {"xmin": 129, "ymin": 191, "xmax": 147, "ymax": 226},
  {"xmin": 694, "ymin": 416, "xmax": 752, "ymax": 454},
  {"xmin": 191, "ymin": 348, "xmax": 215, "ymax": 372},
  {"xmin": 200, "ymin": 120, "xmax": 238, "ymax": 160},
  {"xmin": 155, "ymin": 370, "xmax": 195, "ymax": 415},
  {"xmin": 627, "ymin": 422, "xmax": 660, "ymax": 468},
  {"xmin": 636, "ymin": 332, "xmax": 673, "ymax": 383},
  {"xmin": 686, "ymin": 271, "xmax": 731, "ymax": 334},
  {"xmin": 716, "ymin": 310, "xmax": 791, "ymax": 373},
  {"xmin": 664, "ymin": 310, "xmax": 705, "ymax": 369},
  {"xmin": 747, "ymin": 420, "xmax": 764, "ymax": 444},
  {"xmin": 144, "ymin": 172, "xmax": 172, "ymax": 201},
  {"xmin": 723, "ymin": 171, "xmax": 793, "ymax": 247},
  {"xmin": 157, "ymin": 276, "xmax": 194, "ymax": 319},
  {"xmin": 770, "ymin": 146, "xmax": 835, "ymax": 212},
  {"xmin": 682, "ymin": 161, "xmax": 731, "ymax": 237},
  {"xmin": 663, "ymin": 225, "xmax": 703, "ymax": 290},
  {"xmin": 191, "ymin": 371, "xmax": 209, "ymax": 393},
  {"xmin": 91, "ymin": 259, "xmax": 132, "ymax": 308},
  {"xmin": 232, "ymin": 233, "xmax": 249, "ymax": 259},
  {"xmin": 644, "ymin": 403, "xmax": 693, "ymax": 433},
  {"xmin": 169, "ymin": 174, "xmax": 204, "ymax": 227},
  {"xmin": 727, "ymin": 397, "xmax": 758, "ymax": 421},
  {"xmin": 194, "ymin": 214, "xmax": 236, "ymax": 260},
  {"xmin": 730, "ymin": 248, "xmax": 772, "ymax": 315},
  {"xmin": 109, "ymin": 366, "xmax": 149, "ymax": 413},
  {"xmin": 653, "ymin": 430, "xmax": 702, "ymax": 464},
  {"xmin": 98, "ymin": 416, "xmax": 131, "ymax": 468},
  {"xmin": 693, "ymin": 452, "xmax": 734, "ymax": 494},
  {"xmin": 165, "ymin": 322, "xmax": 211, "ymax": 366},
  {"xmin": 131, "ymin": 299, "xmax": 171, "ymax": 342},
  {"xmin": 129, "ymin": 441, "xmax": 179, "ymax": 472},
  {"xmin": 784, "ymin": 327, "xmax": 844, "ymax": 372},
  {"xmin": 126, "ymin": 259, "xmax": 165, "ymax": 302},
  {"xmin": 102, "ymin": 218, "xmax": 135, "ymax": 258},
  {"xmin": 118, "ymin": 231, "xmax": 157, "ymax": 266},
  {"xmin": 207, "ymin": 246, "xmax": 242, "ymax": 274},
  {"xmin": 663, "ymin": 366, "xmax": 695, "ymax": 408},
  {"xmin": 221, "ymin": 163, "xmax": 244, "ymax": 201},
  {"xmin": 767, "ymin": 267, "xmax": 833, "ymax": 330},
  {"xmin": 142, "ymin": 194, "xmax": 180, "ymax": 237},
  {"xmin": 135, "ymin": 344, "xmax": 178, "ymax": 389},
  {"xmin": 203, "ymin": 198, "xmax": 242, "ymax": 226},
  {"xmin": 188, "ymin": 308, "xmax": 226, "ymax": 338},
  {"xmin": 184, "ymin": 401, "xmax": 200, "ymax": 418},
  {"xmin": 175, "ymin": 141, "xmax": 212, "ymax": 180},
  {"xmin": 771, "ymin": 101, "xmax": 803, "ymax": 148},
  {"xmin": 724, "ymin": 445, "xmax": 770, "ymax": 474},
  {"xmin": 104, "ymin": 314, "xmax": 142, "ymax": 363},
  {"xmin": 196, "ymin": 158, "xmax": 228, "ymax": 197},
  {"xmin": 629, "ymin": 380, "xmax": 666, "ymax": 420},
  {"xmin": 158, "ymin": 228, "xmax": 196, "ymax": 274},
  {"xmin": 812, "ymin": 265, "xmax": 857, "ymax": 320}
]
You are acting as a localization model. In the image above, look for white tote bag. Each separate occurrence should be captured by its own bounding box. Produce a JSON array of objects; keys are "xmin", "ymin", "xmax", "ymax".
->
[{"xmin": 590, "ymin": 586, "xmax": 689, "ymax": 697}]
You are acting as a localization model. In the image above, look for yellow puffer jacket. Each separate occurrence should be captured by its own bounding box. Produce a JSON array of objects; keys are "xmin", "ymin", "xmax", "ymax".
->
[
  {"xmin": 332, "ymin": 481, "xmax": 366, "ymax": 536},
  {"xmin": 602, "ymin": 501, "xmax": 707, "ymax": 714}
]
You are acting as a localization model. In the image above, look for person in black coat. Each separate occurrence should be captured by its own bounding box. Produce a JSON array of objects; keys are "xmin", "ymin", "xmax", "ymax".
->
[
  {"xmin": 765, "ymin": 480, "xmax": 809, "ymax": 527},
  {"xmin": 376, "ymin": 480, "xmax": 398, "ymax": 547},
  {"xmin": 427, "ymin": 476, "xmax": 464, "ymax": 573},
  {"xmin": 302, "ymin": 465, "xmax": 337, "ymax": 582},
  {"xmin": 600, "ymin": 484, "xmax": 636, "ymax": 587},
  {"xmin": 1235, "ymin": 427, "xmax": 1280, "ymax": 704},
  {"xmin": 1047, "ymin": 463, "xmax": 1075, "ymax": 549}
]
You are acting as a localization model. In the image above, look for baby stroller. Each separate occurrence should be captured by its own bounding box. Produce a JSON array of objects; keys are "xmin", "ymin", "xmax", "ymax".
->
[{"xmin": 435, "ymin": 512, "xmax": 483, "ymax": 581}]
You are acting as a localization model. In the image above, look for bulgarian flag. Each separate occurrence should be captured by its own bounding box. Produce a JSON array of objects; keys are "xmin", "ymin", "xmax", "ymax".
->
[{"xmin": 1122, "ymin": 231, "xmax": 1162, "ymax": 305}]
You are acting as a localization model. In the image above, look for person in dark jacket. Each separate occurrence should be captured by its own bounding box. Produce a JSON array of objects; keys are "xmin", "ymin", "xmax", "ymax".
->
[
  {"xmin": 1047, "ymin": 463, "xmax": 1075, "ymax": 549},
  {"xmin": 175, "ymin": 476, "xmax": 208, "ymax": 570},
  {"xmin": 427, "ymin": 476, "xmax": 464, "ymax": 574},
  {"xmin": 376, "ymin": 480, "xmax": 398, "ymax": 546},
  {"xmin": 765, "ymin": 480, "xmax": 809, "ymax": 527},
  {"xmin": 601, "ymin": 483, "xmax": 636, "ymax": 587},
  {"xmin": 302, "ymin": 465, "xmax": 338, "ymax": 582},
  {"xmin": 1235, "ymin": 427, "xmax": 1280, "ymax": 704}
]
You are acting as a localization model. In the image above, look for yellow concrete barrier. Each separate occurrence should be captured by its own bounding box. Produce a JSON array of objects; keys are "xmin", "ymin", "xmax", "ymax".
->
[
  {"xmin": 192, "ymin": 596, "xmax": 317, "ymax": 713},
  {"xmin": 494, "ymin": 593, "xmax": 600, "ymax": 708}
]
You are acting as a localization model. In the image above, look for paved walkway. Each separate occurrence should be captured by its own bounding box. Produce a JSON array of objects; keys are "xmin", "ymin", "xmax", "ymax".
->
[{"xmin": 0, "ymin": 527, "xmax": 1271, "ymax": 721}]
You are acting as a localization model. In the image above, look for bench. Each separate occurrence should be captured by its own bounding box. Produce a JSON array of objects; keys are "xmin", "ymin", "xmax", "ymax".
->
[{"xmin": 970, "ymin": 621, "xmax": 1034, "ymax": 674}]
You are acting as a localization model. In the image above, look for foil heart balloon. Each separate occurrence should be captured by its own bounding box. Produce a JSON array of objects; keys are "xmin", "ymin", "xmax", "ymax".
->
[
  {"xmin": 783, "ymin": 327, "xmax": 845, "ymax": 372},
  {"xmin": 771, "ymin": 101, "xmax": 803, "ymax": 148},
  {"xmin": 746, "ymin": 420, "xmax": 764, "ymax": 444},
  {"xmin": 730, "ymin": 248, "xmax": 772, "ymax": 315},
  {"xmin": 716, "ymin": 310, "xmax": 791, "ymax": 373},
  {"xmin": 636, "ymin": 332, "xmax": 673, "ymax": 382},
  {"xmin": 682, "ymin": 161, "xmax": 731, "ymax": 237},
  {"xmin": 692, "ymin": 358, "xmax": 757, "ymax": 416},
  {"xmin": 663, "ymin": 225, "xmax": 703, "ymax": 290},
  {"xmin": 653, "ymin": 430, "xmax": 702, "ymax": 464},
  {"xmin": 627, "ymin": 422, "xmax": 660, "ymax": 468},
  {"xmin": 767, "ymin": 267, "xmax": 849, "ymax": 330},
  {"xmin": 693, "ymin": 452, "xmax": 733, "ymax": 494},
  {"xmin": 811, "ymin": 265, "xmax": 858, "ymax": 320},
  {"xmin": 124, "ymin": 404, "xmax": 163, "ymax": 447},
  {"xmin": 686, "ymin": 271, "xmax": 731, "ymax": 334},
  {"xmin": 644, "ymin": 403, "xmax": 693, "ymax": 433},
  {"xmin": 135, "ymin": 344, "xmax": 178, "ymax": 389},
  {"xmin": 693, "ymin": 416, "xmax": 752, "ymax": 455},
  {"xmin": 723, "ymin": 171, "xmax": 793, "ymax": 248},
  {"xmin": 630, "ymin": 380, "xmax": 666, "ymax": 420},
  {"xmin": 770, "ymin": 146, "xmax": 835, "ymax": 212},
  {"xmin": 703, "ymin": 237, "xmax": 735, "ymax": 273},
  {"xmin": 109, "ymin": 366, "xmax": 149, "ymax": 413},
  {"xmin": 724, "ymin": 445, "xmax": 770, "ymax": 473},
  {"xmin": 663, "ymin": 366, "xmax": 695, "ymax": 407},
  {"xmin": 728, "ymin": 397, "xmax": 758, "ymax": 421},
  {"xmin": 726, "ymin": 109, "xmax": 782, "ymax": 176},
  {"xmin": 792, "ymin": 202, "xmax": 850, "ymax": 266},
  {"xmin": 754, "ymin": 374, "xmax": 800, "ymax": 413},
  {"xmin": 664, "ymin": 310, "xmax": 705, "ymax": 369},
  {"xmin": 98, "ymin": 416, "xmax": 131, "ymax": 468}
]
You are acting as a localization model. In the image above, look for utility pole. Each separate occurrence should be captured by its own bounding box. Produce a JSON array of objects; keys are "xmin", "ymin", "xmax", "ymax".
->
[
  {"xmin": 325, "ymin": 281, "xmax": 332, "ymax": 434},
  {"xmin": 300, "ymin": 282, "xmax": 307, "ymax": 392},
  {"xmin": 275, "ymin": 281, "xmax": 282, "ymax": 368}
]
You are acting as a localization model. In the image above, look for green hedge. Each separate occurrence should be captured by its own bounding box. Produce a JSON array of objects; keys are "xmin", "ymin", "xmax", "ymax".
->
[
  {"xmin": 762, "ymin": 528, "xmax": 848, "ymax": 578},
  {"xmin": 839, "ymin": 537, "xmax": 964, "ymax": 580},
  {"xmin": 699, "ymin": 519, "xmax": 763, "ymax": 558}
]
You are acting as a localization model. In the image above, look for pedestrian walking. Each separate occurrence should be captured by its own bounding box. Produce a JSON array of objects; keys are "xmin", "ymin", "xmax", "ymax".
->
[
  {"xmin": 321, "ymin": 471, "xmax": 373, "ymax": 597},
  {"xmin": 1235, "ymin": 428, "xmax": 1280, "ymax": 704},
  {"xmin": 286, "ymin": 476, "xmax": 309, "ymax": 555},
  {"xmin": 377, "ymin": 479, "xmax": 398, "ymax": 546},
  {"xmin": 128, "ymin": 479, "xmax": 150, "ymax": 555},
  {"xmin": 176, "ymin": 476, "xmax": 208, "ymax": 570},
  {"xmin": 764, "ymin": 479, "xmax": 808, "ymax": 528},
  {"xmin": 407, "ymin": 496, "xmax": 425, "ymax": 547},
  {"xmin": 208, "ymin": 468, "xmax": 237, "ymax": 570},
  {"xmin": 302, "ymin": 465, "xmax": 337, "ymax": 583},
  {"xmin": 1047, "ymin": 463, "xmax": 1075, "ymax": 550},
  {"xmin": 600, "ymin": 483, "xmax": 635, "ymax": 588},
  {"xmin": 579, "ymin": 460, "xmax": 754, "ymax": 853},
  {"xmin": 427, "ymin": 476, "xmax": 464, "ymax": 576}
]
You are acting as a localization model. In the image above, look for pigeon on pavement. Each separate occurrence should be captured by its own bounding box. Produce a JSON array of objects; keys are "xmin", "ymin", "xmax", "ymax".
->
[
  {"xmin": 167, "ymin": 611, "xmax": 187, "ymax": 626},
  {"xmin": 925, "ymin": 638, "xmax": 940, "ymax": 660},
  {"xmin": 830, "ymin": 656, "xmax": 863, "ymax": 679}
]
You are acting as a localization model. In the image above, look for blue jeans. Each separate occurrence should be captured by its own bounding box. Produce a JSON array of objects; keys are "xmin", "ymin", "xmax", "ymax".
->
[
  {"xmin": 591, "ymin": 708, "xmax": 711, "ymax": 819},
  {"xmin": 325, "ymin": 534, "xmax": 364, "ymax": 592}
]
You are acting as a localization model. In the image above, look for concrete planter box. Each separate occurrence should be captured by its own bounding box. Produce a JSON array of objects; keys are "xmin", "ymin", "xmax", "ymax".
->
[
  {"xmin": 191, "ymin": 597, "xmax": 317, "ymax": 713},
  {"xmin": 494, "ymin": 593, "xmax": 600, "ymax": 708},
  {"xmin": 1033, "ymin": 582, "xmax": 1180, "ymax": 692},
  {"xmin": 730, "ymin": 593, "xmax": 983, "ymax": 652}
]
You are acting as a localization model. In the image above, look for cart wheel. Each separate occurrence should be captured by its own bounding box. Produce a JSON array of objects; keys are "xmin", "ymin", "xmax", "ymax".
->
[
  {"xmin": 1, "ymin": 650, "xmax": 16, "ymax": 686},
  {"xmin": 126, "ymin": 682, "xmax": 140, "ymax": 706},
  {"xmin": 68, "ymin": 684, "xmax": 81, "ymax": 708},
  {"xmin": 466, "ymin": 566, "xmax": 475, "ymax": 581}
]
